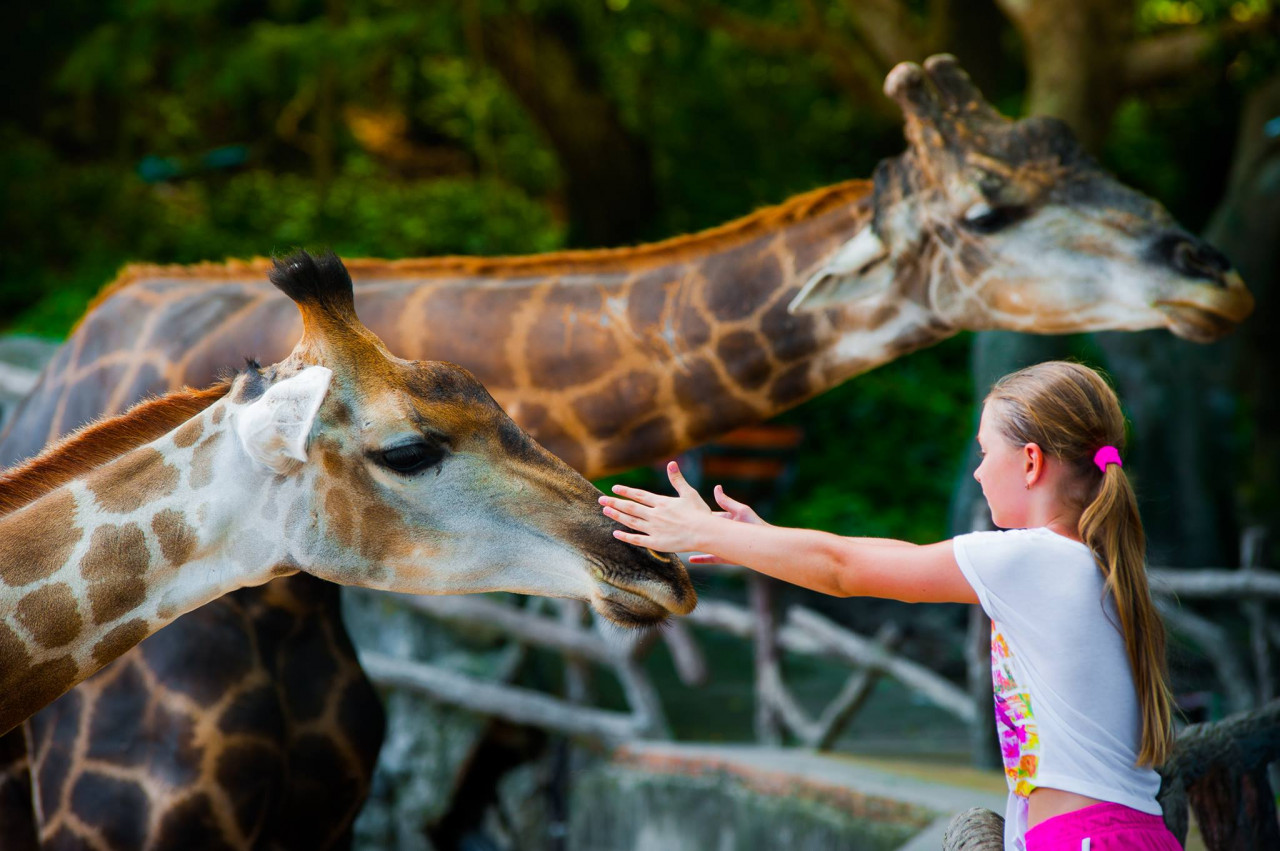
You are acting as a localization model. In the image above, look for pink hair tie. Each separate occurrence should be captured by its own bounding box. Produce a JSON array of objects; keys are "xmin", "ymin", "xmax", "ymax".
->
[{"xmin": 1094, "ymin": 445, "xmax": 1122, "ymax": 472}]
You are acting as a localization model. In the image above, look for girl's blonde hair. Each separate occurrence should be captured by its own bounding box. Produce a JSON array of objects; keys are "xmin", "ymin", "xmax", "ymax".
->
[{"xmin": 986, "ymin": 361, "xmax": 1173, "ymax": 767}]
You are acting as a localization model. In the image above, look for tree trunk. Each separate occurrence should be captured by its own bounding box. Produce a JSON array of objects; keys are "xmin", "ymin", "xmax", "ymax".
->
[
  {"xmin": 1204, "ymin": 74, "xmax": 1280, "ymax": 560},
  {"xmin": 995, "ymin": 0, "xmax": 1131, "ymax": 151},
  {"xmin": 466, "ymin": 7, "xmax": 657, "ymax": 247}
]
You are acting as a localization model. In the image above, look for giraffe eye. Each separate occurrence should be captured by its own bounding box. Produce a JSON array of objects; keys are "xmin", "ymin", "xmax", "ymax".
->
[
  {"xmin": 961, "ymin": 201, "xmax": 1027, "ymax": 234},
  {"xmin": 378, "ymin": 441, "xmax": 444, "ymax": 475}
]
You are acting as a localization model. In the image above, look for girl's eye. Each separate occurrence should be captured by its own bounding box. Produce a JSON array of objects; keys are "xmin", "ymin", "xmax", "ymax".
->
[{"xmin": 379, "ymin": 442, "xmax": 444, "ymax": 475}]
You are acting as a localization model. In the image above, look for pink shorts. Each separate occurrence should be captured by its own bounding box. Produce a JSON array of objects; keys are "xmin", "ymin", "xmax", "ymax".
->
[{"xmin": 1024, "ymin": 802, "xmax": 1182, "ymax": 850}]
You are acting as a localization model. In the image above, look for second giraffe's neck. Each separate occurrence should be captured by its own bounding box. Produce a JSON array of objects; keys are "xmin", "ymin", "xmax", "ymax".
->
[
  {"xmin": 381, "ymin": 182, "xmax": 951, "ymax": 475},
  {"xmin": 0, "ymin": 400, "xmax": 295, "ymax": 735}
]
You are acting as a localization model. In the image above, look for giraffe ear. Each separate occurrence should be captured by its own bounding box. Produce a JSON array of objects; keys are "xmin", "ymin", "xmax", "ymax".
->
[
  {"xmin": 788, "ymin": 225, "xmax": 892, "ymax": 313},
  {"xmin": 233, "ymin": 366, "xmax": 333, "ymax": 474}
]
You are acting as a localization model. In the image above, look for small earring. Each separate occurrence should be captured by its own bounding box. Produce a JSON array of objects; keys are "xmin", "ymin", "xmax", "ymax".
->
[{"xmin": 1024, "ymin": 483, "xmax": 1030, "ymax": 490}]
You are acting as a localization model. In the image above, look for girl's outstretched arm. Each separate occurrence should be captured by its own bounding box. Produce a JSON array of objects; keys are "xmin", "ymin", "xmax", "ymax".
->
[{"xmin": 600, "ymin": 462, "xmax": 977, "ymax": 605}]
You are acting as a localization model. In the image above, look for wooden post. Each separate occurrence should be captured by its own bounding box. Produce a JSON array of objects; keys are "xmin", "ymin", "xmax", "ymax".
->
[
  {"xmin": 749, "ymin": 573, "xmax": 784, "ymax": 745},
  {"xmin": 1241, "ymin": 527, "xmax": 1272, "ymax": 705}
]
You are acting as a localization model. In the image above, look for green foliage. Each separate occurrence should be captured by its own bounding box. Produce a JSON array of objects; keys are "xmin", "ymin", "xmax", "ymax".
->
[
  {"xmin": 1, "ymin": 139, "xmax": 562, "ymax": 335},
  {"xmin": 772, "ymin": 337, "xmax": 974, "ymax": 542},
  {"xmin": 3, "ymin": 0, "xmax": 1273, "ymax": 545}
]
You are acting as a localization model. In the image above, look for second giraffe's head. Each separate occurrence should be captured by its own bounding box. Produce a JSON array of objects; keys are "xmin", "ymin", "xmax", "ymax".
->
[
  {"xmin": 790, "ymin": 54, "xmax": 1252, "ymax": 342},
  {"xmin": 219, "ymin": 250, "xmax": 695, "ymax": 625}
]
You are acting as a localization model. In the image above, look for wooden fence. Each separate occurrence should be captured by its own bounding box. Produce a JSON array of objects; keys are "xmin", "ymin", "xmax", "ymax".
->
[{"xmin": 363, "ymin": 525, "xmax": 1279, "ymax": 762}]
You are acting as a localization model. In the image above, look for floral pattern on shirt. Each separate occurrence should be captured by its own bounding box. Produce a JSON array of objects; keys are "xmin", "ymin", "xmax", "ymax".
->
[{"xmin": 991, "ymin": 625, "xmax": 1039, "ymax": 797}]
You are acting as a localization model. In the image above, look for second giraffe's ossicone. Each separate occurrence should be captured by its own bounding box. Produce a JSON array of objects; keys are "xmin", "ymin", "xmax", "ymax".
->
[{"xmin": 0, "ymin": 249, "xmax": 695, "ymax": 738}]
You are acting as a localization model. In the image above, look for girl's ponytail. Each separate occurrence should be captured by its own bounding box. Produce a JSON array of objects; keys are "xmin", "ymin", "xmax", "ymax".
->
[
  {"xmin": 988, "ymin": 361, "xmax": 1174, "ymax": 768},
  {"xmin": 1079, "ymin": 461, "xmax": 1173, "ymax": 767}
]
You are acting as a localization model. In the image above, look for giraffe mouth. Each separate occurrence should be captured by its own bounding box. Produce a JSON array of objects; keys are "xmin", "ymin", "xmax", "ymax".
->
[
  {"xmin": 1156, "ymin": 301, "xmax": 1247, "ymax": 343},
  {"xmin": 591, "ymin": 569, "xmax": 697, "ymax": 627}
]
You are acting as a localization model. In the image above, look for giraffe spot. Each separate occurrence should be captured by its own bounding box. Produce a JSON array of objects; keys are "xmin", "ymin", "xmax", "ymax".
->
[
  {"xmin": 675, "ymin": 304, "xmax": 712, "ymax": 349},
  {"xmin": 219, "ymin": 684, "xmax": 285, "ymax": 736},
  {"xmin": 171, "ymin": 415, "xmax": 204, "ymax": 448},
  {"xmin": 85, "ymin": 447, "xmax": 179, "ymax": 514},
  {"xmin": 84, "ymin": 658, "xmax": 148, "ymax": 766},
  {"xmin": 0, "ymin": 491, "xmax": 83, "ymax": 587},
  {"xmin": 672, "ymin": 357, "xmax": 759, "ymax": 443},
  {"xmin": 140, "ymin": 598, "xmax": 252, "ymax": 706},
  {"xmin": 526, "ymin": 288, "xmax": 618, "ymax": 389},
  {"xmin": 0, "ymin": 620, "xmax": 32, "ymax": 688},
  {"xmin": 79, "ymin": 523, "xmax": 149, "ymax": 625},
  {"xmin": 90, "ymin": 619, "xmax": 149, "ymax": 667},
  {"xmin": 281, "ymin": 625, "xmax": 340, "ymax": 723},
  {"xmin": 570, "ymin": 371, "xmax": 660, "ymax": 439},
  {"xmin": 716, "ymin": 330, "xmax": 772, "ymax": 391},
  {"xmin": 152, "ymin": 508, "xmax": 198, "ymax": 566},
  {"xmin": 769, "ymin": 361, "xmax": 814, "ymax": 408},
  {"xmin": 154, "ymin": 794, "xmax": 236, "ymax": 851},
  {"xmin": 626, "ymin": 267, "xmax": 677, "ymax": 331},
  {"xmin": 357, "ymin": 503, "xmax": 399, "ymax": 569},
  {"xmin": 188, "ymin": 433, "xmax": 222, "ymax": 490},
  {"xmin": 413, "ymin": 286, "xmax": 525, "ymax": 382},
  {"xmin": 338, "ymin": 677, "xmax": 387, "ymax": 777},
  {"xmin": 279, "ymin": 733, "xmax": 361, "ymax": 848},
  {"xmin": 0, "ymin": 655, "xmax": 76, "ymax": 740},
  {"xmin": 324, "ymin": 487, "xmax": 357, "ymax": 552},
  {"xmin": 211, "ymin": 405, "xmax": 226, "ymax": 425},
  {"xmin": 139, "ymin": 698, "xmax": 203, "ymax": 788},
  {"xmin": 602, "ymin": 417, "xmax": 675, "ymax": 473},
  {"xmin": 32, "ymin": 712, "xmax": 73, "ymax": 820},
  {"xmin": 59, "ymin": 362, "xmax": 129, "ymax": 434},
  {"xmin": 70, "ymin": 772, "xmax": 150, "ymax": 850},
  {"xmin": 218, "ymin": 741, "xmax": 288, "ymax": 840},
  {"xmin": 788, "ymin": 218, "xmax": 856, "ymax": 280},
  {"xmin": 15, "ymin": 583, "xmax": 82, "ymax": 649},
  {"xmin": 704, "ymin": 244, "xmax": 782, "ymax": 322},
  {"xmin": 497, "ymin": 419, "xmax": 544, "ymax": 465},
  {"xmin": 761, "ymin": 295, "xmax": 821, "ymax": 362}
]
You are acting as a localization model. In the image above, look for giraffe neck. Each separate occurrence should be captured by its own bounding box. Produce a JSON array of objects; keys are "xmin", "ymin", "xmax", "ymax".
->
[
  {"xmin": 0, "ymin": 399, "xmax": 295, "ymax": 736},
  {"xmin": 400, "ymin": 182, "xmax": 952, "ymax": 476}
]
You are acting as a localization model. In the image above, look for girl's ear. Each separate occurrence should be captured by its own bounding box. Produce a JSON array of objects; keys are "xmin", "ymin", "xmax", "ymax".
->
[
  {"xmin": 232, "ymin": 366, "xmax": 333, "ymax": 473},
  {"xmin": 1024, "ymin": 442, "xmax": 1045, "ymax": 486}
]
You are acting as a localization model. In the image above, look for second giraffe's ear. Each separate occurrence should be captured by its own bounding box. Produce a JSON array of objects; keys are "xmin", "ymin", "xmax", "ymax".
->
[
  {"xmin": 233, "ymin": 366, "xmax": 333, "ymax": 474},
  {"xmin": 788, "ymin": 224, "xmax": 893, "ymax": 313}
]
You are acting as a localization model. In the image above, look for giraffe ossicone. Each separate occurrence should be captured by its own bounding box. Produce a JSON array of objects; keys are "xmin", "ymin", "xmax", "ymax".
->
[{"xmin": 0, "ymin": 250, "xmax": 694, "ymax": 738}]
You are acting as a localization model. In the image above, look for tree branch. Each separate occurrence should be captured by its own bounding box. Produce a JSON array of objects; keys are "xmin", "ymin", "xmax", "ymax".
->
[{"xmin": 1123, "ymin": 15, "xmax": 1279, "ymax": 89}]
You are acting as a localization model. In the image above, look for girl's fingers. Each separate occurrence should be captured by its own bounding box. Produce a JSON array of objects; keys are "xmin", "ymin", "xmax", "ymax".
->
[
  {"xmin": 666, "ymin": 461, "xmax": 699, "ymax": 499},
  {"xmin": 612, "ymin": 529, "xmax": 649, "ymax": 546},
  {"xmin": 598, "ymin": 495, "xmax": 651, "ymax": 519},
  {"xmin": 610, "ymin": 484, "xmax": 660, "ymax": 507},
  {"xmin": 602, "ymin": 505, "xmax": 647, "ymax": 531},
  {"xmin": 713, "ymin": 484, "xmax": 744, "ymax": 511},
  {"xmin": 687, "ymin": 553, "xmax": 729, "ymax": 565}
]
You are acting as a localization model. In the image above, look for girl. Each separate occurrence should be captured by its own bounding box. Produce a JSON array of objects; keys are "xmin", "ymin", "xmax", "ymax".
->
[{"xmin": 600, "ymin": 361, "xmax": 1180, "ymax": 851}]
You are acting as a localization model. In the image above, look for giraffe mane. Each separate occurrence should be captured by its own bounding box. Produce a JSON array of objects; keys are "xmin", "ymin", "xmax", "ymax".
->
[
  {"xmin": 0, "ymin": 381, "xmax": 232, "ymax": 516},
  {"xmin": 78, "ymin": 179, "xmax": 873, "ymax": 327}
]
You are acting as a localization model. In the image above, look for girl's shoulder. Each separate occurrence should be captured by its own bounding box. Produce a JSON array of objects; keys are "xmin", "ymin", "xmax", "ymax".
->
[{"xmin": 955, "ymin": 526, "xmax": 1093, "ymax": 565}]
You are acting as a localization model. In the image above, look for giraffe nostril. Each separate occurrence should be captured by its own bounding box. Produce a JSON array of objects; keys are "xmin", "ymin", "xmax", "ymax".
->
[{"xmin": 1151, "ymin": 232, "xmax": 1233, "ymax": 286}]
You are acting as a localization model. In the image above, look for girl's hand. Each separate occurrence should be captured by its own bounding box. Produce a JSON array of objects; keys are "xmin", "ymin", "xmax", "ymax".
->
[
  {"xmin": 599, "ymin": 461, "xmax": 714, "ymax": 553},
  {"xmin": 689, "ymin": 485, "xmax": 766, "ymax": 565}
]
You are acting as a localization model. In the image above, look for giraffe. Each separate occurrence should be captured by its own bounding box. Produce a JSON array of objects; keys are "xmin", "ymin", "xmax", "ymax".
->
[
  {"xmin": 0, "ymin": 251, "xmax": 693, "ymax": 850},
  {"xmin": 0, "ymin": 55, "xmax": 1253, "ymax": 847}
]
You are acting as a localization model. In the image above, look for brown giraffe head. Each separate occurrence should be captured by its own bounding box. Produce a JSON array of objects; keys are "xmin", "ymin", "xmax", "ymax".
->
[
  {"xmin": 791, "ymin": 54, "xmax": 1253, "ymax": 342},
  {"xmin": 234, "ymin": 250, "xmax": 695, "ymax": 625}
]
